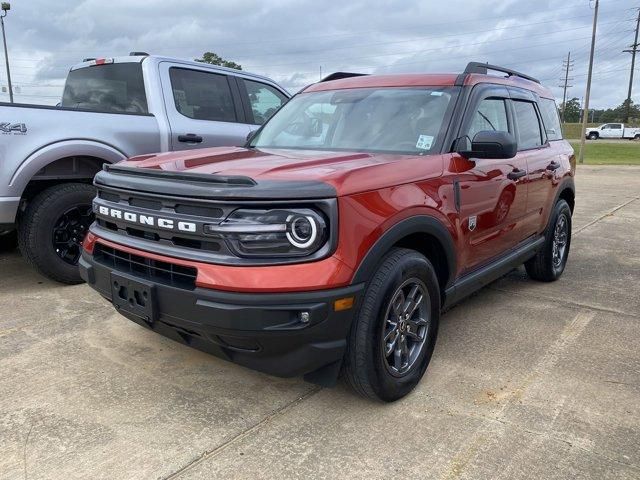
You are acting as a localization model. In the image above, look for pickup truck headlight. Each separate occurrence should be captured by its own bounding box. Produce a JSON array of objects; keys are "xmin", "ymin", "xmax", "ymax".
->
[{"xmin": 204, "ymin": 208, "xmax": 328, "ymax": 258}]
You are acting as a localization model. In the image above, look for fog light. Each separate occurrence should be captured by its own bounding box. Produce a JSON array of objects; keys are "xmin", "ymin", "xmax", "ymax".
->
[{"xmin": 299, "ymin": 311, "xmax": 310, "ymax": 323}]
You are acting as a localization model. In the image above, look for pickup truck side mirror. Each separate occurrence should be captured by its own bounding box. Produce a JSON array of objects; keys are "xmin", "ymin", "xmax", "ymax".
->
[{"xmin": 458, "ymin": 131, "xmax": 517, "ymax": 159}]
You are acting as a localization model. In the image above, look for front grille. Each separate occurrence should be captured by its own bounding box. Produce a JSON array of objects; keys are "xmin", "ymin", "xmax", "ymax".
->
[{"xmin": 94, "ymin": 244, "xmax": 197, "ymax": 290}]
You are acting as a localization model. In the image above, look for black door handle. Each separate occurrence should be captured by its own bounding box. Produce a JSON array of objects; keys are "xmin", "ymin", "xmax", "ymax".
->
[
  {"xmin": 178, "ymin": 134, "xmax": 203, "ymax": 143},
  {"xmin": 507, "ymin": 168, "xmax": 527, "ymax": 181},
  {"xmin": 546, "ymin": 160, "xmax": 561, "ymax": 171}
]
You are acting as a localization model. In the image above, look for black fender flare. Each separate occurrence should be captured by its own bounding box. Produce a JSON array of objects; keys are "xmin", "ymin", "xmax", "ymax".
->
[
  {"xmin": 351, "ymin": 215, "xmax": 457, "ymax": 288},
  {"xmin": 552, "ymin": 176, "xmax": 576, "ymax": 213}
]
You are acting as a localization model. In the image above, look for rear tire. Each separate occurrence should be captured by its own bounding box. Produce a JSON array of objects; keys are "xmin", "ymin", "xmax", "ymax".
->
[
  {"xmin": 525, "ymin": 199, "xmax": 572, "ymax": 282},
  {"xmin": 17, "ymin": 183, "xmax": 96, "ymax": 284},
  {"xmin": 343, "ymin": 248, "xmax": 440, "ymax": 402}
]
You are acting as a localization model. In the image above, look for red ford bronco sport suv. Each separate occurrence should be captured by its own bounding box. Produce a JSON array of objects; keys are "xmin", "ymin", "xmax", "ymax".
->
[{"xmin": 80, "ymin": 63, "xmax": 575, "ymax": 401}]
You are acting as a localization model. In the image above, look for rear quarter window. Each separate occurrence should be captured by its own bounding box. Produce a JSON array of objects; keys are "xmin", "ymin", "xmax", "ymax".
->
[
  {"xmin": 61, "ymin": 63, "xmax": 148, "ymax": 114},
  {"xmin": 539, "ymin": 98, "xmax": 563, "ymax": 141}
]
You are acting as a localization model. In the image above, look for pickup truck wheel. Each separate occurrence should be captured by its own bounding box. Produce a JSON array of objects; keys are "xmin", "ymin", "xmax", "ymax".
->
[
  {"xmin": 0, "ymin": 229, "xmax": 17, "ymax": 252},
  {"xmin": 343, "ymin": 248, "xmax": 440, "ymax": 402},
  {"xmin": 587, "ymin": 132, "xmax": 599, "ymax": 140},
  {"xmin": 525, "ymin": 199, "xmax": 572, "ymax": 282},
  {"xmin": 18, "ymin": 183, "xmax": 95, "ymax": 284}
]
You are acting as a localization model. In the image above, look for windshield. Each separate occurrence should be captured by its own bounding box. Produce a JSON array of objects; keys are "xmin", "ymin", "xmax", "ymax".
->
[
  {"xmin": 61, "ymin": 63, "xmax": 148, "ymax": 114},
  {"xmin": 251, "ymin": 87, "xmax": 455, "ymax": 154}
]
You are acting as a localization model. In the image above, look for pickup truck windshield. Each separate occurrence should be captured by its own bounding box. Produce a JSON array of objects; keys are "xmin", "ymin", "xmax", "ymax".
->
[
  {"xmin": 61, "ymin": 63, "xmax": 148, "ymax": 114},
  {"xmin": 251, "ymin": 87, "xmax": 454, "ymax": 154}
]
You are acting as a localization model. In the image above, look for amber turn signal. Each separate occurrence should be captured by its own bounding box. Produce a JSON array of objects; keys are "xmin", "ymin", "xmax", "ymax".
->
[{"xmin": 334, "ymin": 297, "xmax": 354, "ymax": 312}]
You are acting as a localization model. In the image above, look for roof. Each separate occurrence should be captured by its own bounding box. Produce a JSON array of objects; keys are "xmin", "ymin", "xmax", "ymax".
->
[
  {"xmin": 304, "ymin": 71, "xmax": 554, "ymax": 99},
  {"xmin": 69, "ymin": 54, "xmax": 283, "ymax": 88}
]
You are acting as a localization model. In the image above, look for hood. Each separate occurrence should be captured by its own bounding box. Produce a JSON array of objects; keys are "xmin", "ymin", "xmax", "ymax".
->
[{"xmin": 123, "ymin": 146, "xmax": 445, "ymax": 196}]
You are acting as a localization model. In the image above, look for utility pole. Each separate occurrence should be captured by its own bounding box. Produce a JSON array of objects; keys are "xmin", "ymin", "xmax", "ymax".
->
[
  {"xmin": 578, "ymin": 0, "xmax": 599, "ymax": 165},
  {"xmin": 0, "ymin": 3, "xmax": 12, "ymax": 103},
  {"xmin": 559, "ymin": 52, "xmax": 574, "ymax": 122},
  {"xmin": 623, "ymin": 8, "xmax": 640, "ymax": 123}
]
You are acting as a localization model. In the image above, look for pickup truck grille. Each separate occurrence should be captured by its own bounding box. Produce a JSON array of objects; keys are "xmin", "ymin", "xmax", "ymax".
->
[{"xmin": 94, "ymin": 244, "xmax": 197, "ymax": 290}]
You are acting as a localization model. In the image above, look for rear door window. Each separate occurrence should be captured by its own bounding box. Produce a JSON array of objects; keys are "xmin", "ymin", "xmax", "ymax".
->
[
  {"xmin": 513, "ymin": 101, "xmax": 544, "ymax": 150},
  {"xmin": 539, "ymin": 98, "xmax": 563, "ymax": 141},
  {"xmin": 242, "ymin": 79, "xmax": 287, "ymax": 124},
  {"xmin": 61, "ymin": 63, "xmax": 148, "ymax": 114},
  {"xmin": 169, "ymin": 68, "xmax": 237, "ymax": 122}
]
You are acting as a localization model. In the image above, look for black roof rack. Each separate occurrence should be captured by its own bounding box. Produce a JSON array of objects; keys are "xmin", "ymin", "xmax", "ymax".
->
[
  {"xmin": 463, "ymin": 62, "xmax": 540, "ymax": 84},
  {"xmin": 320, "ymin": 72, "xmax": 368, "ymax": 83}
]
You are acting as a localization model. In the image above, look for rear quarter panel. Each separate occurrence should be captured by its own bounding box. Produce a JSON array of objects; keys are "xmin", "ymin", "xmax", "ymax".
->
[{"xmin": 0, "ymin": 105, "xmax": 161, "ymax": 198}]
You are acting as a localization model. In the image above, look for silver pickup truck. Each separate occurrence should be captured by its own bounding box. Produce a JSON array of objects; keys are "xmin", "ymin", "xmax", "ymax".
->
[{"xmin": 0, "ymin": 53, "xmax": 289, "ymax": 283}]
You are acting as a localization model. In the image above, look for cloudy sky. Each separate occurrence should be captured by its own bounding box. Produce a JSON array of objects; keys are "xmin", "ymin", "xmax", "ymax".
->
[{"xmin": 1, "ymin": 0, "xmax": 638, "ymax": 109}]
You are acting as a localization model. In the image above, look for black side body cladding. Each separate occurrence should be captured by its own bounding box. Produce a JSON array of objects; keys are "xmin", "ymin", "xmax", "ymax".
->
[{"xmin": 443, "ymin": 235, "xmax": 545, "ymax": 309}]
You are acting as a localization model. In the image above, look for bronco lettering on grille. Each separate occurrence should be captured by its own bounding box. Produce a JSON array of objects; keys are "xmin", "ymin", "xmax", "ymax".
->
[{"xmin": 97, "ymin": 206, "xmax": 197, "ymax": 233}]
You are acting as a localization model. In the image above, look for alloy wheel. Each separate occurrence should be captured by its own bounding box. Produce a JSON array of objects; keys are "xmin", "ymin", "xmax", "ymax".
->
[
  {"xmin": 52, "ymin": 205, "xmax": 93, "ymax": 265},
  {"xmin": 381, "ymin": 278, "xmax": 430, "ymax": 377},
  {"xmin": 552, "ymin": 213, "xmax": 568, "ymax": 270}
]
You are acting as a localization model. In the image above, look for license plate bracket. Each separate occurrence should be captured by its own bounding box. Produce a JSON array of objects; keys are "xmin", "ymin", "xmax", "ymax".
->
[{"xmin": 110, "ymin": 272, "xmax": 157, "ymax": 324}]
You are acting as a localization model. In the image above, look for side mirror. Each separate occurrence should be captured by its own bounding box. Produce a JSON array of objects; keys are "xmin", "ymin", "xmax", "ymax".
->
[{"xmin": 458, "ymin": 131, "xmax": 517, "ymax": 159}]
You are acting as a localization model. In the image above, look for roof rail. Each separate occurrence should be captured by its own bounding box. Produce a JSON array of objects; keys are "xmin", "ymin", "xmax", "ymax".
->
[
  {"xmin": 320, "ymin": 72, "xmax": 368, "ymax": 82},
  {"xmin": 129, "ymin": 51, "xmax": 149, "ymax": 57},
  {"xmin": 463, "ymin": 62, "xmax": 540, "ymax": 84}
]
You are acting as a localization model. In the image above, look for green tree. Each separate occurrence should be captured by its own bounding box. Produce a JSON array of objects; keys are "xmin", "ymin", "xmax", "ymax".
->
[
  {"xmin": 195, "ymin": 52, "xmax": 242, "ymax": 70},
  {"xmin": 599, "ymin": 100, "xmax": 640, "ymax": 124},
  {"xmin": 560, "ymin": 97, "xmax": 581, "ymax": 123}
]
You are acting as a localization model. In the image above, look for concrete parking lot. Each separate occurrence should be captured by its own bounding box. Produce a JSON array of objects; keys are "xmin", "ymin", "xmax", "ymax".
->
[{"xmin": 1, "ymin": 165, "xmax": 639, "ymax": 480}]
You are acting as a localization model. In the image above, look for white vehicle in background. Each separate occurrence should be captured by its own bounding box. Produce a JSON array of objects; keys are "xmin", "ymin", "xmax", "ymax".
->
[{"xmin": 585, "ymin": 123, "xmax": 640, "ymax": 140}]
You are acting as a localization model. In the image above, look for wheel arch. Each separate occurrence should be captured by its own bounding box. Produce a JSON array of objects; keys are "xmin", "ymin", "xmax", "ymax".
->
[
  {"xmin": 9, "ymin": 140, "xmax": 126, "ymax": 222},
  {"xmin": 556, "ymin": 177, "xmax": 576, "ymax": 214},
  {"xmin": 351, "ymin": 216, "xmax": 457, "ymax": 296},
  {"xmin": 10, "ymin": 140, "xmax": 126, "ymax": 195}
]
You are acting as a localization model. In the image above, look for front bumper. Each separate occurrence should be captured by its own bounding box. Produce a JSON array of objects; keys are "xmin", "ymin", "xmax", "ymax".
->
[{"xmin": 79, "ymin": 250, "xmax": 363, "ymax": 384}]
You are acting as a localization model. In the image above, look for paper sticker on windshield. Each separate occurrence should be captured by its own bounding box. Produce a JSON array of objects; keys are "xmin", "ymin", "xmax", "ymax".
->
[
  {"xmin": 430, "ymin": 91, "xmax": 444, "ymax": 96},
  {"xmin": 416, "ymin": 134, "xmax": 434, "ymax": 150}
]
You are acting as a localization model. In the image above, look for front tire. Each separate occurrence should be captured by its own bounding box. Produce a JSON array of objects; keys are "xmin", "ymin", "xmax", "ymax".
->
[
  {"xmin": 18, "ymin": 183, "xmax": 95, "ymax": 284},
  {"xmin": 343, "ymin": 248, "xmax": 440, "ymax": 402},
  {"xmin": 525, "ymin": 199, "xmax": 572, "ymax": 282},
  {"xmin": 587, "ymin": 132, "xmax": 599, "ymax": 140}
]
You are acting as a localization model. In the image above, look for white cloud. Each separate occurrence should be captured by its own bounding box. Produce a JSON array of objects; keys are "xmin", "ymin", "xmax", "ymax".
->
[{"xmin": 0, "ymin": 0, "xmax": 637, "ymax": 108}]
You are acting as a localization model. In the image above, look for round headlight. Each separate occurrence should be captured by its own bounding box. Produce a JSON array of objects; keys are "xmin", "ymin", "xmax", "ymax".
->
[{"xmin": 286, "ymin": 214, "xmax": 317, "ymax": 248}]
